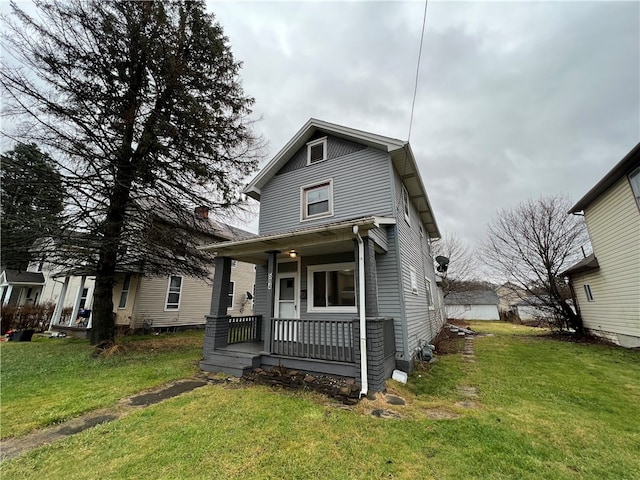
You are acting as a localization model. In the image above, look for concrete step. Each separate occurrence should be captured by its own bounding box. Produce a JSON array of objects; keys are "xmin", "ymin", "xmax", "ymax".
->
[{"xmin": 200, "ymin": 352, "xmax": 261, "ymax": 377}]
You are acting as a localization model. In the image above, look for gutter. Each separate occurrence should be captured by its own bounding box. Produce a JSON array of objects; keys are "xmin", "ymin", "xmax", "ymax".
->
[{"xmin": 353, "ymin": 225, "xmax": 368, "ymax": 397}]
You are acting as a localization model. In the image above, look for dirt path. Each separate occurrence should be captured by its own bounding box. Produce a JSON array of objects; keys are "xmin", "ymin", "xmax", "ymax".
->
[{"xmin": 0, "ymin": 377, "xmax": 212, "ymax": 462}]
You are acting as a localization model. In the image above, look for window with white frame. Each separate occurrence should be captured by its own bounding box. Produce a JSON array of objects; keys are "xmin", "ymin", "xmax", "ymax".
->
[
  {"xmin": 402, "ymin": 185, "xmax": 410, "ymax": 224},
  {"xmin": 306, "ymin": 137, "xmax": 327, "ymax": 165},
  {"xmin": 425, "ymin": 277, "xmax": 434, "ymax": 308},
  {"xmin": 118, "ymin": 273, "xmax": 131, "ymax": 309},
  {"xmin": 231, "ymin": 259, "xmax": 238, "ymax": 268},
  {"xmin": 629, "ymin": 167, "xmax": 640, "ymax": 209},
  {"xmin": 165, "ymin": 275, "xmax": 183, "ymax": 310},
  {"xmin": 301, "ymin": 180, "xmax": 333, "ymax": 220},
  {"xmin": 583, "ymin": 284, "xmax": 594, "ymax": 302},
  {"xmin": 409, "ymin": 266, "xmax": 418, "ymax": 294},
  {"xmin": 307, "ymin": 262, "xmax": 356, "ymax": 312},
  {"xmin": 227, "ymin": 281, "xmax": 235, "ymax": 310}
]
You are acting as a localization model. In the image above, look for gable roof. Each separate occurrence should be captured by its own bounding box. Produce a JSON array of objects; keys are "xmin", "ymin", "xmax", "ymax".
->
[
  {"xmin": 570, "ymin": 142, "xmax": 640, "ymax": 213},
  {"xmin": 444, "ymin": 290, "xmax": 499, "ymax": 306},
  {"xmin": 244, "ymin": 118, "xmax": 441, "ymax": 239}
]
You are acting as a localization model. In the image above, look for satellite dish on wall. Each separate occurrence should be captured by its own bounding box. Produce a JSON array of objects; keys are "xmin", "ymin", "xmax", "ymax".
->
[{"xmin": 435, "ymin": 256, "xmax": 449, "ymax": 273}]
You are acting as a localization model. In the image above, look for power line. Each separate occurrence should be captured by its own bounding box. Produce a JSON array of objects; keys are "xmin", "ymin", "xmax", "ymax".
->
[{"xmin": 407, "ymin": 0, "xmax": 429, "ymax": 142}]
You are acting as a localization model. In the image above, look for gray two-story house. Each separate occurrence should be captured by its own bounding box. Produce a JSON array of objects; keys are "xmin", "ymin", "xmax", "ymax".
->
[{"xmin": 200, "ymin": 119, "xmax": 446, "ymax": 394}]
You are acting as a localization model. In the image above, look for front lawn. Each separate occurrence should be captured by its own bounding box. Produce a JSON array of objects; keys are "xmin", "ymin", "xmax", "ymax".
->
[
  {"xmin": 0, "ymin": 332, "xmax": 203, "ymax": 439},
  {"xmin": 2, "ymin": 323, "xmax": 639, "ymax": 479}
]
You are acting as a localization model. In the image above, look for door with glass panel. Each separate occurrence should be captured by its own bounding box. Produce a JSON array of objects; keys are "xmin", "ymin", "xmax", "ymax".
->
[{"xmin": 274, "ymin": 274, "xmax": 297, "ymax": 341}]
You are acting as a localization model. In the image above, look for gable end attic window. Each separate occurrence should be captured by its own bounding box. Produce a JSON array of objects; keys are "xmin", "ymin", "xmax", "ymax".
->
[{"xmin": 307, "ymin": 137, "xmax": 327, "ymax": 165}]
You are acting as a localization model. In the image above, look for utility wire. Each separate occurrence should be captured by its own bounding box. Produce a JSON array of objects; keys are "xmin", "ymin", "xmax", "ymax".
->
[{"xmin": 407, "ymin": 0, "xmax": 429, "ymax": 142}]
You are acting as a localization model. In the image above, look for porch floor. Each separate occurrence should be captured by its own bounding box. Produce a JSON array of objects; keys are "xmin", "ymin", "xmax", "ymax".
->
[{"xmin": 216, "ymin": 341, "xmax": 263, "ymax": 355}]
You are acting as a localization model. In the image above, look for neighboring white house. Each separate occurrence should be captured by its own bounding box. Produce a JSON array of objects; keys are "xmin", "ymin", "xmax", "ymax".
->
[
  {"xmin": 561, "ymin": 142, "xmax": 640, "ymax": 348},
  {"xmin": 445, "ymin": 290, "xmax": 500, "ymax": 321}
]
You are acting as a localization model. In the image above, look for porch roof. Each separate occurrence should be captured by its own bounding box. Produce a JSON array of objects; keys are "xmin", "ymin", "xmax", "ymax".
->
[
  {"xmin": 199, "ymin": 216, "xmax": 396, "ymax": 264},
  {"xmin": 0, "ymin": 269, "xmax": 46, "ymax": 287}
]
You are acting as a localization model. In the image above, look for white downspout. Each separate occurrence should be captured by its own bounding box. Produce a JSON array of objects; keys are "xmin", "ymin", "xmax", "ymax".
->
[{"xmin": 353, "ymin": 225, "xmax": 368, "ymax": 397}]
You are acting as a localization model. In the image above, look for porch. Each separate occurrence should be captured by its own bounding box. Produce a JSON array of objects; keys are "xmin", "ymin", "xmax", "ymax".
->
[{"xmin": 200, "ymin": 313, "xmax": 396, "ymax": 391}]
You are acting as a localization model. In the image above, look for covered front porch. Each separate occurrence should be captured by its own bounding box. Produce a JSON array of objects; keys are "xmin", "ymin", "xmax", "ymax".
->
[{"xmin": 199, "ymin": 217, "xmax": 398, "ymax": 393}]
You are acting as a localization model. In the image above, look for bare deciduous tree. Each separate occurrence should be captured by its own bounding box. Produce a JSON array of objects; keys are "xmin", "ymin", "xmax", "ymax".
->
[
  {"xmin": 1, "ymin": 0, "xmax": 264, "ymax": 346},
  {"xmin": 481, "ymin": 196, "xmax": 588, "ymax": 333},
  {"xmin": 431, "ymin": 232, "xmax": 480, "ymax": 297}
]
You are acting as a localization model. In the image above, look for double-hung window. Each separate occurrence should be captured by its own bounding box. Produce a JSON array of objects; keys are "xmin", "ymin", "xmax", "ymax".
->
[
  {"xmin": 301, "ymin": 180, "xmax": 333, "ymax": 220},
  {"xmin": 165, "ymin": 275, "xmax": 183, "ymax": 310},
  {"xmin": 307, "ymin": 262, "xmax": 356, "ymax": 313},
  {"xmin": 402, "ymin": 185, "xmax": 410, "ymax": 224}
]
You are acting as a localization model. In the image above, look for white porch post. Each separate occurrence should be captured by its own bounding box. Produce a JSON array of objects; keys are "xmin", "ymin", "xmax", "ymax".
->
[
  {"xmin": 69, "ymin": 276, "xmax": 86, "ymax": 326},
  {"xmin": 86, "ymin": 310, "xmax": 93, "ymax": 329},
  {"xmin": 3, "ymin": 285, "xmax": 13, "ymax": 306},
  {"xmin": 49, "ymin": 277, "xmax": 69, "ymax": 330}
]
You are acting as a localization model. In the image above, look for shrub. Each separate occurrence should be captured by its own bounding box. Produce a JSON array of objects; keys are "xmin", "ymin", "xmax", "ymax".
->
[{"xmin": 1, "ymin": 302, "xmax": 57, "ymax": 333}]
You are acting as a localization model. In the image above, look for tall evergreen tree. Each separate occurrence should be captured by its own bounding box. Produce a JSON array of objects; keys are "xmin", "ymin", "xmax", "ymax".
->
[
  {"xmin": 1, "ymin": 143, "xmax": 63, "ymax": 270},
  {"xmin": 1, "ymin": 0, "xmax": 263, "ymax": 346}
]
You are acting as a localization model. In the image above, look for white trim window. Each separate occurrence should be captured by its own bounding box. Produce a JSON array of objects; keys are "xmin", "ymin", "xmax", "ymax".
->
[
  {"xmin": 165, "ymin": 275, "xmax": 183, "ymax": 310},
  {"xmin": 409, "ymin": 266, "xmax": 418, "ymax": 294},
  {"xmin": 629, "ymin": 167, "xmax": 640, "ymax": 209},
  {"xmin": 425, "ymin": 276, "xmax": 434, "ymax": 309},
  {"xmin": 118, "ymin": 273, "xmax": 131, "ymax": 309},
  {"xmin": 583, "ymin": 284, "xmax": 594, "ymax": 302},
  {"xmin": 306, "ymin": 137, "xmax": 328, "ymax": 165},
  {"xmin": 307, "ymin": 262, "xmax": 356, "ymax": 313},
  {"xmin": 227, "ymin": 281, "xmax": 235, "ymax": 311},
  {"xmin": 301, "ymin": 180, "xmax": 333, "ymax": 220},
  {"xmin": 231, "ymin": 259, "xmax": 238, "ymax": 268},
  {"xmin": 402, "ymin": 185, "xmax": 411, "ymax": 225}
]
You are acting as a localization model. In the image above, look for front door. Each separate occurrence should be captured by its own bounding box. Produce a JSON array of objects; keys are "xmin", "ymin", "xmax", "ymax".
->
[{"xmin": 275, "ymin": 274, "xmax": 297, "ymax": 318}]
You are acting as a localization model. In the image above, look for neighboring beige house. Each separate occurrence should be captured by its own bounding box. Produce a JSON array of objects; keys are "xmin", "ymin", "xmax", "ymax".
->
[
  {"xmin": 111, "ymin": 259, "xmax": 255, "ymax": 331},
  {"xmin": 496, "ymin": 282, "xmax": 528, "ymax": 314},
  {"xmin": 561, "ymin": 142, "xmax": 640, "ymax": 348}
]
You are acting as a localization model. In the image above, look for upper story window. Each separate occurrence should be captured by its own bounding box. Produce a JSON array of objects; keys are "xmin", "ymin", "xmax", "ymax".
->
[
  {"xmin": 425, "ymin": 277, "xmax": 434, "ymax": 309},
  {"xmin": 629, "ymin": 167, "xmax": 640, "ymax": 209},
  {"xmin": 409, "ymin": 266, "xmax": 418, "ymax": 294},
  {"xmin": 583, "ymin": 284, "xmax": 594, "ymax": 302},
  {"xmin": 306, "ymin": 137, "xmax": 328, "ymax": 165},
  {"xmin": 301, "ymin": 180, "xmax": 333, "ymax": 220},
  {"xmin": 165, "ymin": 275, "xmax": 183, "ymax": 310},
  {"xmin": 402, "ymin": 185, "xmax": 410, "ymax": 225}
]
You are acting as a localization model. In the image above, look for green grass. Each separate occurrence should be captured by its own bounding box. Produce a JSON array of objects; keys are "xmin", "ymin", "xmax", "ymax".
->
[
  {"xmin": 2, "ymin": 323, "xmax": 640, "ymax": 479},
  {"xmin": 0, "ymin": 332, "xmax": 203, "ymax": 438}
]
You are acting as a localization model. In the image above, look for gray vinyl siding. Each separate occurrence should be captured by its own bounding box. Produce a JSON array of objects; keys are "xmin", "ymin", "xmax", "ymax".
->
[
  {"xmin": 276, "ymin": 134, "xmax": 367, "ymax": 176},
  {"xmin": 393, "ymin": 166, "xmax": 443, "ymax": 361},
  {"xmin": 375, "ymin": 224, "xmax": 406, "ymax": 360},
  {"xmin": 259, "ymin": 144, "xmax": 394, "ymax": 235}
]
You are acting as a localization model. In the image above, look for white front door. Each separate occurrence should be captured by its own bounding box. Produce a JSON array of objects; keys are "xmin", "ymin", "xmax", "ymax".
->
[{"xmin": 275, "ymin": 274, "xmax": 297, "ymax": 318}]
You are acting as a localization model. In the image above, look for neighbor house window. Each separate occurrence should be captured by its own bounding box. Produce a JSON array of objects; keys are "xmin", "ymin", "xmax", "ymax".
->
[
  {"xmin": 402, "ymin": 185, "xmax": 410, "ymax": 224},
  {"xmin": 306, "ymin": 137, "xmax": 327, "ymax": 165},
  {"xmin": 165, "ymin": 275, "xmax": 183, "ymax": 310},
  {"xmin": 583, "ymin": 284, "xmax": 594, "ymax": 302},
  {"xmin": 409, "ymin": 266, "xmax": 418, "ymax": 294},
  {"xmin": 227, "ymin": 281, "xmax": 235, "ymax": 310},
  {"xmin": 629, "ymin": 167, "xmax": 640, "ymax": 209},
  {"xmin": 231, "ymin": 259, "xmax": 238, "ymax": 268},
  {"xmin": 301, "ymin": 180, "xmax": 333, "ymax": 220},
  {"xmin": 79, "ymin": 288, "xmax": 89, "ymax": 309},
  {"xmin": 118, "ymin": 274, "xmax": 131, "ymax": 309},
  {"xmin": 307, "ymin": 262, "xmax": 356, "ymax": 312},
  {"xmin": 425, "ymin": 277, "xmax": 434, "ymax": 308}
]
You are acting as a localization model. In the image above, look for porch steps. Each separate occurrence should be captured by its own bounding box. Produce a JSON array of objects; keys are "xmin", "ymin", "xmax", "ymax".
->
[{"xmin": 200, "ymin": 351, "xmax": 261, "ymax": 378}]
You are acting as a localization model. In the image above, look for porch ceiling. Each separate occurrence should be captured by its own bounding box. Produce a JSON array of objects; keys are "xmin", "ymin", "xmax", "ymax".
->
[{"xmin": 199, "ymin": 216, "xmax": 395, "ymax": 265}]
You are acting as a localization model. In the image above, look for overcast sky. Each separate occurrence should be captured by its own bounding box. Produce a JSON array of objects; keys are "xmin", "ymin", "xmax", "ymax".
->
[{"xmin": 208, "ymin": 0, "xmax": 640, "ymax": 245}]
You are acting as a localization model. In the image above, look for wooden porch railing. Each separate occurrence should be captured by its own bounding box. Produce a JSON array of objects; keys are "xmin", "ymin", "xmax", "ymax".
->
[
  {"xmin": 270, "ymin": 318, "xmax": 355, "ymax": 363},
  {"xmin": 227, "ymin": 315, "xmax": 262, "ymax": 344}
]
